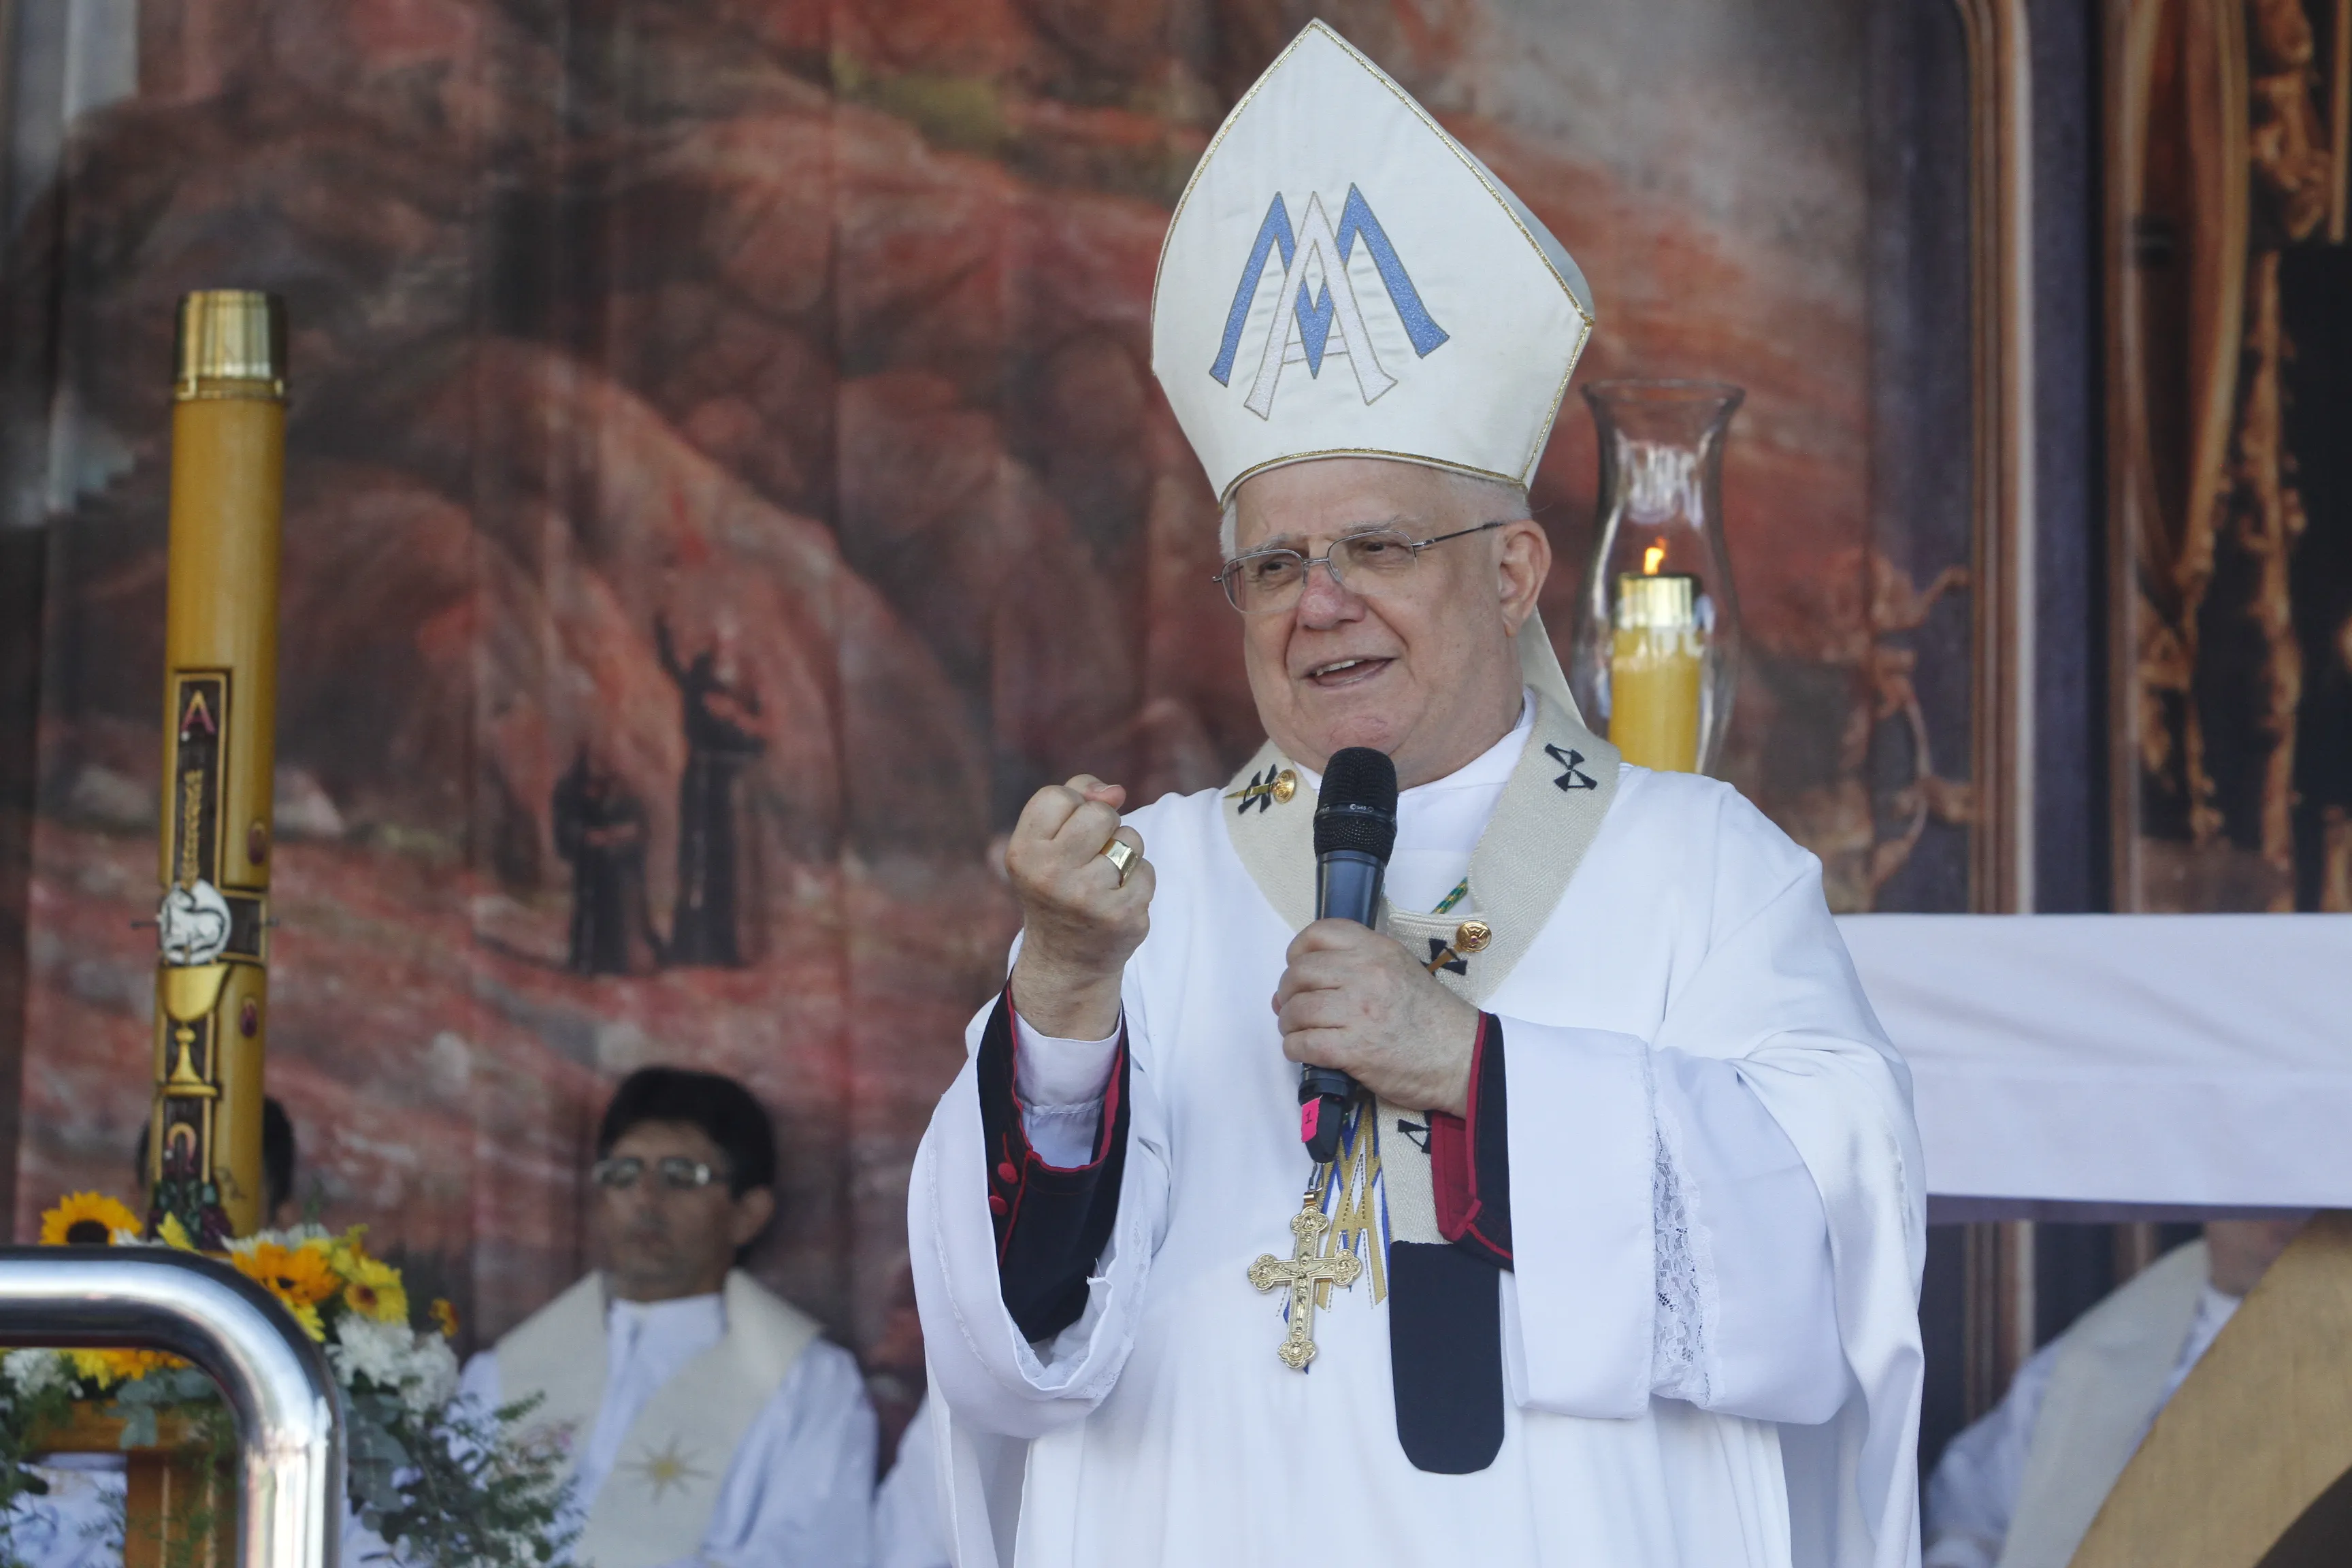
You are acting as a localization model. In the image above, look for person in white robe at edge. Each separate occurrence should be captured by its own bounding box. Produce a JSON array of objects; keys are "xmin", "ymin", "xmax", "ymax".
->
[
  {"xmin": 873, "ymin": 1395, "xmax": 952, "ymax": 1568},
  {"xmin": 907, "ymin": 20, "xmax": 1926, "ymax": 1568},
  {"xmin": 1922, "ymin": 1215, "xmax": 2310, "ymax": 1568},
  {"xmin": 462, "ymin": 1066, "xmax": 877, "ymax": 1568}
]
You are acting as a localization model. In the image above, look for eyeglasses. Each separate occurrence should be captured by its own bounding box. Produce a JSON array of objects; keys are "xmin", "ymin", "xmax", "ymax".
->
[
  {"xmin": 1211, "ymin": 521, "xmax": 1507, "ymax": 615},
  {"xmin": 591, "ymin": 1156, "xmax": 724, "ymax": 1193}
]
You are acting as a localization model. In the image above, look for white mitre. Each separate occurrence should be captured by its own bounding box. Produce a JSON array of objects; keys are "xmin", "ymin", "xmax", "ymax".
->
[
  {"xmin": 1152, "ymin": 21, "xmax": 1595, "ymax": 502},
  {"xmin": 1150, "ymin": 20, "xmax": 1598, "ymax": 715}
]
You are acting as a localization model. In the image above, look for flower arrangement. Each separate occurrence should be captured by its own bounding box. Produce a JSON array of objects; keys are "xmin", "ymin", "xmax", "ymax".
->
[{"xmin": 0, "ymin": 1196, "xmax": 573, "ymax": 1568}]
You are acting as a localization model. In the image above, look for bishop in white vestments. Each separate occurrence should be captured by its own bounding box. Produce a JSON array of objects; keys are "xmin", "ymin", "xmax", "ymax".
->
[
  {"xmin": 468, "ymin": 1068, "xmax": 877, "ymax": 1568},
  {"xmin": 909, "ymin": 22, "xmax": 1925, "ymax": 1568}
]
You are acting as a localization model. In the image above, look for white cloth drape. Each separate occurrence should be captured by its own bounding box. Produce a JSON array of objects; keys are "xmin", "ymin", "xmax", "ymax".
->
[{"xmin": 1839, "ymin": 913, "xmax": 2352, "ymax": 1207}]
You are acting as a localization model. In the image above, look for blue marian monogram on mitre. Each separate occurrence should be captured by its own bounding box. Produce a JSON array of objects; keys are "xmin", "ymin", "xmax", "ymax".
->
[{"xmin": 1209, "ymin": 186, "xmax": 1449, "ymax": 419}]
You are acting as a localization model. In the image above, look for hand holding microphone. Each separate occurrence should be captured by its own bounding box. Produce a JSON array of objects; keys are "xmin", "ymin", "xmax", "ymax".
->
[{"xmin": 1278, "ymin": 749, "xmax": 1480, "ymax": 1160}]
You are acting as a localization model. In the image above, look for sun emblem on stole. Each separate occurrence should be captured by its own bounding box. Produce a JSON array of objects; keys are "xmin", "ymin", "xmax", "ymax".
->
[{"xmin": 622, "ymin": 1437, "xmax": 711, "ymax": 1503}]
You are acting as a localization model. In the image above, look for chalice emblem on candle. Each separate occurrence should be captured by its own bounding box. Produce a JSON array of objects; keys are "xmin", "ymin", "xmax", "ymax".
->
[{"xmin": 156, "ymin": 880, "xmax": 233, "ymax": 1099}]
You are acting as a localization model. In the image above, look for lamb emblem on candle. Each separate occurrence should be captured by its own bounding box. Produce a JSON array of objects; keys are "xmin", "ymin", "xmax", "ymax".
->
[{"xmin": 157, "ymin": 879, "xmax": 233, "ymax": 968}]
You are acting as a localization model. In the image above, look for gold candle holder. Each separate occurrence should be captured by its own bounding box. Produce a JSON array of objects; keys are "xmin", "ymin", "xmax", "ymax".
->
[
  {"xmin": 1610, "ymin": 570, "xmax": 1705, "ymax": 772},
  {"xmin": 150, "ymin": 291, "xmax": 287, "ymax": 1243}
]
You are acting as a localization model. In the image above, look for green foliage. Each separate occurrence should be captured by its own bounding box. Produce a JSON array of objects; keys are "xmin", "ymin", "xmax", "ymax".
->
[
  {"xmin": 0, "ymin": 1371, "xmax": 78, "ymax": 1568},
  {"xmin": 353, "ymin": 1394, "xmax": 576, "ymax": 1568},
  {"xmin": 0, "ymin": 1360, "xmax": 574, "ymax": 1568}
]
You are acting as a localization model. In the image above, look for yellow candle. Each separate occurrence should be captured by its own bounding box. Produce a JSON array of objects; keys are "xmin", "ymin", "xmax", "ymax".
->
[
  {"xmin": 153, "ymin": 291, "xmax": 286, "ymax": 1241},
  {"xmin": 1610, "ymin": 572, "xmax": 1703, "ymax": 772}
]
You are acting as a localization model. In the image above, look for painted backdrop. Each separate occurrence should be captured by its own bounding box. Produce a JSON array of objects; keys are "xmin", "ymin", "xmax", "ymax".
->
[{"xmin": 0, "ymin": 0, "xmax": 1942, "ymax": 1433}]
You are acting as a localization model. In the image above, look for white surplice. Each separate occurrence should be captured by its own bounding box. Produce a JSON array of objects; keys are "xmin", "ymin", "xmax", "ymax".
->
[
  {"xmin": 911, "ymin": 694, "xmax": 1925, "ymax": 1568},
  {"xmin": 459, "ymin": 1286, "xmax": 877, "ymax": 1568}
]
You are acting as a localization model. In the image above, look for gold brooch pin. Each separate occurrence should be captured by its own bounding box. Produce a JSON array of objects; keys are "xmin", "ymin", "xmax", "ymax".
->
[
  {"xmin": 1225, "ymin": 767, "xmax": 1298, "ymax": 813},
  {"xmin": 1422, "ymin": 920, "xmax": 1492, "ymax": 975}
]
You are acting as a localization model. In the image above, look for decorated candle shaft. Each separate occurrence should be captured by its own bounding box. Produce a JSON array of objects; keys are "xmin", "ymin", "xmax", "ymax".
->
[
  {"xmin": 150, "ymin": 291, "xmax": 287, "ymax": 1243},
  {"xmin": 1610, "ymin": 572, "xmax": 1703, "ymax": 773}
]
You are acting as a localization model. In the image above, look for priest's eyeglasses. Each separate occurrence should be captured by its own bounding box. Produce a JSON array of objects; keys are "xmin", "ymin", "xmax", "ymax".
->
[
  {"xmin": 590, "ymin": 1156, "xmax": 723, "ymax": 1193},
  {"xmin": 1213, "ymin": 521, "xmax": 1505, "ymax": 615}
]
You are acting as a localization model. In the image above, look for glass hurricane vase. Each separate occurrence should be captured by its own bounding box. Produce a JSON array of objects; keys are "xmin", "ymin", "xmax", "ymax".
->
[{"xmin": 1567, "ymin": 380, "xmax": 1745, "ymax": 776}]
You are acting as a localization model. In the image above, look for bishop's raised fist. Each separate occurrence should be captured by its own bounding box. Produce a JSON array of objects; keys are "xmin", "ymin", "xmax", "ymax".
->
[{"xmin": 1005, "ymin": 775, "xmax": 1153, "ymax": 1040}]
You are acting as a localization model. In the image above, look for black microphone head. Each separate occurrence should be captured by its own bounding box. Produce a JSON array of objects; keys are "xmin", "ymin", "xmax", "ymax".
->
[{"xmin": 1313, "ymin": 747, "xmax": 1398, "ymax": 862}]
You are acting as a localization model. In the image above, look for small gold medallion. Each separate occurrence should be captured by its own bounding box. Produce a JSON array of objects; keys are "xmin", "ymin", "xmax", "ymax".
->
[{"xmin": 1452, "ymin": 919, "xmax": 1492, "ymax": 953}]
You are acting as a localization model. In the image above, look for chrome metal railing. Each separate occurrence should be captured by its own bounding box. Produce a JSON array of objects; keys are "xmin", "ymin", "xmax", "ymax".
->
[{"xmin": 0, "ymin": 1247, "xmax": 342, "ymax": 1568}]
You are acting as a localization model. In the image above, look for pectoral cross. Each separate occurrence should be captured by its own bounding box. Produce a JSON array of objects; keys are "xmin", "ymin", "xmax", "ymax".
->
[{"xmin": 1247, "ymin": 1181, "xmax": 1362, "ymax": 1370}]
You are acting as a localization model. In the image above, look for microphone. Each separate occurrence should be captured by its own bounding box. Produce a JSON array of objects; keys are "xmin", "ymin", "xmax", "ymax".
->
[{"xmin": 1299, "ymin": 747, "xmax": 1397, "ymax": 1162}]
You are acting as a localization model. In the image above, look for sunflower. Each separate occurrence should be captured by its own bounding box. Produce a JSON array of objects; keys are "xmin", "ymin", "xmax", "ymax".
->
[
  {"xmin": 325, "ymin": 1225, "xmax": 376, "ymax": 1275},
  {"xmin": 232, "ymin": 1241, "xmax": 337, "ymax": 1341},
  {"xmin": 67, "ymin": 1348, "xmax": 182, "ymax": 1388},
  {"xmin": 340, "ymin": 1255, "xmax": 410, "ymax": 1326},
  {"xmin": 155, "ymin": 1213, "xmax": 197, "ymax": 1252},
  {"xmin": 40, "ymin": 1193, "xmax": 142, "ymax": 1248},
  {"xmin": 430, "ymin": 1298, "xmax": 460, "ymax": 1340}
]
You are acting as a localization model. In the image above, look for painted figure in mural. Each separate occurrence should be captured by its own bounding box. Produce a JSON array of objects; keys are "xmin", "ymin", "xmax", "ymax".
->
[
  {"xmin": 907, "ymin": 23, "xmax": 1923, "ymax": 1568},
  {"xmin": 656, "ymin": 617, "xmax": 766, "ymax": 968},
  {"xmin": 552, "ymin": 744, "xmax": 660, "ymax": 977},
  {"xmin": 462, "ymin": 1068, "xmax": 875, "ymax": 1566},
  {"xmin": 1923, "ymin": 1217, "xmax": 2311, "ymax": 1568}
]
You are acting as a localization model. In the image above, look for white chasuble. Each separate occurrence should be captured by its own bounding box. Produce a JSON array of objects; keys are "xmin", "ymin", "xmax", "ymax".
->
[
  {"xmin": 496, "ymin": 1271, "xmax": 821, "ymax": 1568},
  {"xmin": 911, "ymin": 690, "xmax": 1925, "ymax": 1568}
]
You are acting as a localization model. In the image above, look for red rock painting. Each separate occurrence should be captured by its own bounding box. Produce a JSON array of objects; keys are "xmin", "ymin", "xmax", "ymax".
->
[{"xmin": 4, "ymin": 0, "xmax": 1880, "ymax": 1433}]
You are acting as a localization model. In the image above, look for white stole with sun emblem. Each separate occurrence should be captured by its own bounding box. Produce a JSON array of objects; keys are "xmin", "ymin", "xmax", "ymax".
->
[{"xmin": 496, "ymin": 1270, "xmax": 820, "ymax": 1568}]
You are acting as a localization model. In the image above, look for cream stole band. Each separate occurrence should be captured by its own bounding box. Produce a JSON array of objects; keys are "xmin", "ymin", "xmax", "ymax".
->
[
  {"xmin": 1222, "ymin": 687, "xmax": 1620, "ymax": 1250},
  {"xmin": 497, "ymin": 1271, "xmax": 821, "ymax": 1568},
  {"xmin": 1998, "ymin": 1241, "xmax": 2208, "ymax": 1568}
]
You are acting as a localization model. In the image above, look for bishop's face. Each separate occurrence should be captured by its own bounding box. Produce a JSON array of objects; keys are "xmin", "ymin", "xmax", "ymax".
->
[{"xmin": 1228, "ymin": 457, "xmax": 1549, "ymax": 789}]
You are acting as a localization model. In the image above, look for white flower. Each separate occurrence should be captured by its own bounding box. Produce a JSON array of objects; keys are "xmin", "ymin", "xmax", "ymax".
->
[
  {"xmin": 5, "ymin": 1348, "xmax": 70, "ymax": 1396},
  {"xmin": 329, "ymin": 1313, "xmax": 412, "ymax": 1389},
  {"xmin": 400, "ymin": 1333, "xmax": 459, "ymax": 1416},
  {"xmin": 329, "ymin": 1314, "xmax": 459, "ymax": 1416}
]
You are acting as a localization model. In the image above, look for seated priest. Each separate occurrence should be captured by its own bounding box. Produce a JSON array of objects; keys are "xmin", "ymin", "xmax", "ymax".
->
[
  {"xmin": 1923, "ymin": 1216, "xmax": 2311, "ymax": 1568},
  {"xmin": 906, "ymin": 22, "xmax": 1925, "ymax": 1568},
  {"xmin": 461, "ymin": 1066, "xmax": 875, "ymax": 1568}
]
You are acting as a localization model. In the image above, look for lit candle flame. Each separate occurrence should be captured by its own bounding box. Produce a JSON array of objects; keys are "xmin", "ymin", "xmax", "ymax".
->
[{"xmin": 1642, "ymin": 542, "xmax": 1666, "ymax": 575}]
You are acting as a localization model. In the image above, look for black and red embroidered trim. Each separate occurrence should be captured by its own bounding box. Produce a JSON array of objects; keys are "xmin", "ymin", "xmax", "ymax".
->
[
  {"xmin": 1429, "ymin": 1012, "xmax": 1513, "ymax": 1269},
  {"xmin": 975, "ymin": 985, "xmax": 1131, "ymax": 1341}
]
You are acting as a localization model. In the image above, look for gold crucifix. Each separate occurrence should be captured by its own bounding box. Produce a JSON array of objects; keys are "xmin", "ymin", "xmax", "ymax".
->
[{"xmin": 1247, "ymin": 1181, "xmax": 1362, "ymax": 1370}]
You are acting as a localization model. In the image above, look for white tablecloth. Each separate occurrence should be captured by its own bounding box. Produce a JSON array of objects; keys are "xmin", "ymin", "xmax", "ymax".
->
[{"xmin": 1835, "ymin": 914, "xmax": 2352, "ymax": 1209}]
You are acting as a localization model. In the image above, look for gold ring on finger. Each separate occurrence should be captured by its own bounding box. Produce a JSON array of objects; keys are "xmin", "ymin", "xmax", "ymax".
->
[{"xmin": 1101, "ymin": 838, "xmax": 1140, "ymax": 888}]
